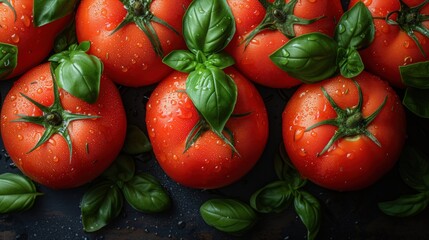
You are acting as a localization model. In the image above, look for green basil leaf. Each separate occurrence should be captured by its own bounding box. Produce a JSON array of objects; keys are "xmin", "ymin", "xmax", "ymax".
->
[
  {"xmin": 335, "ymin": 1, "xmax": 375, "ymax": 49},
  {"xmin": 33, "ymin": 0, "xmax": 77, "ymax": 27},
  {"xmin": 200, "ymin": 198, "xmax": 257, "ymax": 234},
  {"xmin": 294, "ymin": 191, "xmax": 321, "ymax": 240},
  {"xmin": 54, "ymin": 20, "xmax": 78, "ymax": 53},
  {"xmin": 183, "ymin": 0, "xmax": 235, "ymax": 54},
  {"xmin": 0, "ymin": 43, "xmax": 18, "ymax": 80},
  {"xmin": 122, "ymin": 125, "xmax": 152, "ymax": 155},
  {"xmin": 379, "ymin": 192, "xmax": 429, "ymax": 217},
  {"xmin": 338, "ymin": 47, "xmax": 364, "ymax": 78},
  {"xmin": 399, "ymin": 145, "xmax": 429, "ymax": 192},
  {"xmin": 163, "ymin": 50, "xmax": 198, "ymax": 73},
  {"xmin": 403, "ymin": 87, "xmax": 429, "ymax": 118},
  {"xmin": 206, "ymin": 52, "xmax": 235, "ymax": 69},
  {"xmin": 400, "ymin": 61, "xmax": 429, "ymax": 89},
  {"xmin": 250, "ymin": 181, "xmax": 293, "ymax": 213},
  {"xmin": 101, "ymin": 154, "xmax": 136, "ymax": 185},
  {"xmin": 122, "ymin": 173, "xmax": 171, "ymax": 213},
  {"xmin": 274, "ymin": 145, "xmax": 307, "ymax": 188},
  {"xmin": 49, "ymin": 41, "xmax": 103, "ymax": 104},
  {"xmin": 0, "ymin": 173, "xmax": 42, "ymax": 213},
  {"xmin": 186, "ymin": 67, "xmax": 237, "ymax": 135},
  {"xmin": 81, "ymin": 180, "xmax": 123, "ymax": 232},
  {"xmin": 270, "ymin": 33, "xmax": 338, "ymax": 83}
]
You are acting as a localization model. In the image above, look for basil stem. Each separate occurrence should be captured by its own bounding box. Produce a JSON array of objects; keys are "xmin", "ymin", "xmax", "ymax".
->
[{"xmin": 0, "ymin": 173, "xmax": 42, "ymax": 213}]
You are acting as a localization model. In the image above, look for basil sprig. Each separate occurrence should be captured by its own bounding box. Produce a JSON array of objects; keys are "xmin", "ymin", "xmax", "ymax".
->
[
  {"xmin": 81, "ymin": 154, "xmax": 171, "ymax": 232},
  {"xmin": 49, "ymin": 41, "xmax": 103, "ymax": 104},
  {"xmin": 379, "ymin": 145, "xmax": 429, "ymax": 217},
  {"xmin": 400, "ymin": 61, "xmax": 429, "ymax": 118},
  {"xmin": 163, "ymin": 0, "xmax": 238, "ymax": 152},
  {"xmin": 33, "ymin": 0, "xmax": 78, "ymax": 27},
  {"xmin": 271, "ymin": 2, "xmax": 374, "ymax": 83},
  {"xmin": 0, "ymin": 173, "xmax": 42, "ymax": 214},
  {"xmin": 0, "ymin": 43, "xmax": 18, "ymax": 80}
]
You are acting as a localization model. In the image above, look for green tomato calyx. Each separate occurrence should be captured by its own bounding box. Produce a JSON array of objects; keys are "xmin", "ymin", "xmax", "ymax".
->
[
  {"xmin": 242, "ymin": 0, "xmax": 324, "ymax": 47},
  {"xmin": 305, "ymin": 80, "xmax": 387, "ymax": 157},
  {"xmin": 385, "ymin": 0, "xmax": 429, "ymax": 57}
]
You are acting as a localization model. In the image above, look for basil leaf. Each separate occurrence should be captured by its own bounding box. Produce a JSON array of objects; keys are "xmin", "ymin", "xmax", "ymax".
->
[
  {"xmin": 0, "ymin": 43, "xmax": 18, "ymax": 80},
  {"xmin": 33, "ymin": 0, "xmax": 78, "ymax": 27},
  {"xmin": 163, "ymin": 50, "xmax": 198, "ymax": 73},
  {"xmin": 294, "ymin": 191, "xmax": 321, "ymax": 240},
  {"xmin": 400, "ymin": 61, "xmax": 429, "ymax": 89},
  {"xmin": 270, "ymin": 33, "xmax": 338, "ymax": 83},
  {"xmin": 335, "ymin": 1, "xmax": 374, "ymax": 49},
  {"xmin": 54, "ymin": 20, "xmax": 78, "ymax": 53},
  {"xmin": 101, "ymin": 154, "xmax": 136, "ymax": 185},
  {"xmin": 398, "ymin": 145, "xmax": 429, "ymax": 192},
  {"xmin": 200, "ymin": 199, "xmax": 257, "ymax": 234},
  {"xmin": 122, "ymin": 173, "xmax": 171, "ymax": 213},
  {"xmin": 274, "ymin": 145, "xmax": 306, "ymax": 188},
  {"xmin": 207, "ymin": 52, "xmax": 235, "ymax": 69},
  {"xmin": 81, "ymin": 180, "xmax": 123, "ymax": 232},
  {"xmin": 49, "ymin": 41, "xmax": 103, "ymax": 104},
  {"xmin": 0, "ymin": 173, "xmax": 42, "ymax": 213},
  {"xmin": 186, "ymin": 67, "xmax": 237, "ymax": 135},
  {"xmin": 250, "ymin": 181, "xmax": 294, "ymax": 213},
  {"xmin": 338, "ymin": 47, "xmax": 365, "ymax": 78},
  {"xmin": 403, "ymin": 87, "xmax": 429, "ymax": 118},
  {"xmin": 183, "ymin": 0, "xmax": 235, "ymax": 54},
  {"xmin": 379, "ymin": 192, "xmax": 429, "ymax": 217},
  {"xmin": 122, "ymin": 125, "xmax": 152, "ymax": 155}
]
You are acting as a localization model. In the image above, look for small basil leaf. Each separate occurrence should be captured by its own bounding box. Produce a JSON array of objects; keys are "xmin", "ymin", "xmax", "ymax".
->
[
  {"xmin": 399, "ymin": 145, "xmax": 429, "ymax": 192},
  {"xmin": 250, "ymin": 181, "xmax": 293, "ymax": 213},
  {"xmin": 33, "ymin": 0, "xmax": 78, "ymax": 27},
  {"xmin": 0, "ymin": 173, "xmax": 42, "ymax": 213},
  {"xmin": 379, "ymin": 192, "xmax": 429, "ymax": 217},
  {"xmin": 400, "ymin": 61, "xmax": 429, "ymax": 89},
  {"xmin": 54, "ymin": 20, "xmax": 78, "ymax": 53},
  {"xmin": 101, "ymin": 154, "xmax": 136, "ymax": 185},
  {"xmin": 183, "ymin": 0, "xmax": 235, "ymax": 54},
  {"xmin": 49, "ymin": 41, "xmax": 103, "ymax": 103},
  {"xmin": 163, "ymin": 50, "xmax": 198, "ymax": 73},
  {"xmin": 122, "ymin": 173, "xmax": 171, "ymax": 213},
  {"xmin": 81, "ymin": 180, "xmax": 123, "ymax": 232},
  {"xmin": 294, "ymin": 191, "xmax": 321, "ymax": 240},
  {"xmin": 122, "ymin": 125, "xmax": 152, "ymax": 155},
  {"xmin": 207, "ymin": 52, "xmax": 235, "ymax": 69},
  {"xmin": 200, "ymin": 199, "xmax": 257, "ymax": 234},
  {"xmin": 270, "ymin": 33, "xmax": 338, "ymax": 83},
  {"xmin": 186, "ymin": 67, "xmax": 237, "ymax": 135},
  {"xmin": 274, "ymin": 145, "xmax": 307, "ymax": 188},
  {"xmin": 335, "ymin": 1, "xmax": 375, "ymax": 49},
  {"xmin": 338, "ymin": 47, "xmax": 364, "ymax": 78},
  {"xmin": 403, "ymin": 87, "xmax": 429, "ymax": 118},
  {"xmin": 0, "ymin": 43, "xmax": 18, "ymax": 80}
]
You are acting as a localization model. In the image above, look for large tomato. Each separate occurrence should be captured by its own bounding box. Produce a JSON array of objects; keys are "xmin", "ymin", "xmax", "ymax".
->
[
  {"xmin": 145, "ymin": 67, "xmax": 269, "ymax": 189},
  {"xmin": 1, "ymin": 63, "xmax": 127, "ymax": 189},
  {"xmin": 349, "ymin": 0, "xmax": 429, "ymax": 88},
  {"xmin": 225, "ymin": 0, "xmax": 343, "ymax": 88},
  {"xmin": 75, "ymin": 0, "xmax": 192, "ymax": 87},
  {"xmin": 0, "ymin": 0, "xmax": 70, "ymax": 80},
  {"xmin": 282, "ymin": 71, "xmax": 407, "ymax": 191}
]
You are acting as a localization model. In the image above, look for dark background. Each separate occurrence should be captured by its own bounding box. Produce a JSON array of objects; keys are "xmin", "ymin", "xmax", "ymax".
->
[{"xmin": 2, "ymin": 0, "xmax": 429, "ymax": 239}]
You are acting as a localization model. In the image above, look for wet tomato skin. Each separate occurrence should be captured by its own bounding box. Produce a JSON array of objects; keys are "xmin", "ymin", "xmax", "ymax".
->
[
  {"xmin": 282, "ymin": 72, "xmax": 407, "ymax": 191},
  {"xmin": 1, "ymin": 63, "xmax": 127, "ymax": 189},
  {"xmin": 146, "ymin": 67, "xmax": 269, "ymax": 189}
]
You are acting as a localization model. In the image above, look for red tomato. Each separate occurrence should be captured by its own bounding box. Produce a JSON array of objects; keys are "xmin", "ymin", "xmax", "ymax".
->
[
  {"xmin": 225, "ymin": 0, "xmax": 343, "ymax": 88},
  {"xmin": 349, "ymin": 0, "xmax": 429, "ymax": 88},
  {"xmin": 0, "ymin": 0, "xmax": 70, "ymax": 79},
  {"xmin": 145, "ymin": 67, "xmax": 269, "ymax": 189},
  {"xmin": 75, "ymin": 0, "xmax": 192, "ymax": 87},
  {"xmin": 282, "ymin": 71, "xmax": 407, "ymax": 191},
  {"xmin": 1, "ymin": 63, "xmax": 127, "ymax": 189}
]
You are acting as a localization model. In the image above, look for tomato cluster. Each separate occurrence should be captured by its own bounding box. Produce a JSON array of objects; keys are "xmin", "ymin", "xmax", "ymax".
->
[{"xmin": 0, "ymin": 0, "xmax": 427, "ymax": 196}]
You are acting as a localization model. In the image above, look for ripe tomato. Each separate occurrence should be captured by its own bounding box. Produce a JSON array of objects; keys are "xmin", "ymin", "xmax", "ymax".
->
[
  {"xmin": 282, "ymin": 71, "xmax": 407, "ymax": 191},
  {"xmin": 1, "ymin": 63, "xmax": 127, "ymax": 189},
  {"xmin": 225, "ymin": 0, "xmax": 343, "ymax": 88},
  {"xmin": 349, "ymin": 0, "xmax": 429, "ymax": 88},
  {"xmin": 0, "ymin": 0, "xmax": 70, "ymax": 80},
  {"xmin": 75, "ymin": 0, "xmax": 192, "ymax": 87},
  {"xmin": 145, "ymin": 67, "xmax": 269, "ymax": 189}
]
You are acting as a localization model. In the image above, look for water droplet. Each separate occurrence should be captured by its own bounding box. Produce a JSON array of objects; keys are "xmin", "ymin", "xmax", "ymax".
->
[
  {"xmin": 308, "ymin": 0, "xmax": 317, "ymax": 3},
  {"xmin": 403, "ymin": 56, "xmax": 413, "ymax": 65},
  {"xmin": 10, "ymin": 94, "xmax": 17, "ymax": 101},
  {"xmin": 299, "ymin": 148, "xmax": 307, "ymax": 157},
  {"xmin": 53, "ymin": 156, "xmax": 59, "ymax": 163},
  {"xmin": 20, "ymin": 15, "xmax": 31, "ymax": 27},
  {"xmin": 141, "ymin": 63, "xmax": 148, "ymax": 70},
  {"xmin": 403, "ymin": 40, "xmax": 410, "ymax": 48},
  {"xmin": 363, "ymin": 0, "xmax": 372, "ymax": 5},
  {"xmin": 121, "ymin": 66, "xmax": 128, "ymax": 72},
  {"xmin": 101, "ymin": 8, "xmax": 107, "ymax": 17},
  {"xmin": 10, "ymin": 33, "xmax": 20, "ymax": 43},
  {"xmin": 37, "ymin": 88, "xmax": 43, "ymax": 94},
  {"xmin": 214, "ymin": 165, "xmax": 222, "ymax": 172},
  {"xmin": 105, "ymin": 22, "xmax": 114, "ymax": 31},
  {"xmin": 17, "ymin": 134, "xmax": 23, "ymax": 141},
  {"xmin": 250, "ymin": 38, "xmax": 260, "ymax": 45},
  {"xmin": 294, "ymin": 127, "xmax": 305, "ymax": 141},
  {"xmin": 346, "ymin": 153, "xmax": 353, "ymax": 159}
]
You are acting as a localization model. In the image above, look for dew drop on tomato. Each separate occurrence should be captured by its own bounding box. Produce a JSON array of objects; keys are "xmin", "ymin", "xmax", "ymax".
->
[
  {"xmin": 10, "ymin": 33, "xmax": 20, "ymax": 43},
  {"xmin": 294, "ymin": 127, "xmax": 305, "ymax": 141}
]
